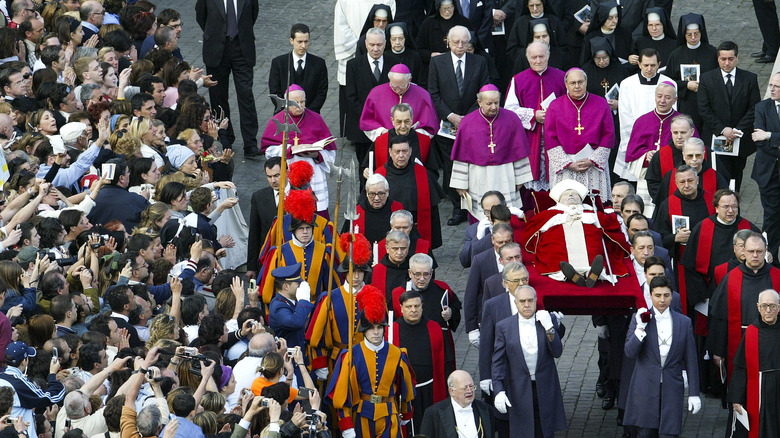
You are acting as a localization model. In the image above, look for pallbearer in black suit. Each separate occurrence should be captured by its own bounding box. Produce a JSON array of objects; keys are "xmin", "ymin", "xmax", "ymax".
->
[
  {"xmin": 750, "ymin": 72, "xmax": 780, "ymax": 265},
  {"xmin": 268, "ymin": 24, "xmax": 329, "ymax": 114},
  {"xmin": 697, "ymin": 41, "xmax": 760, "ymax": 191},
  {"xmin": 420, "ymin": 370, "xmax": 494, "ymax": 438},
  {"xmin": 246, "ymin": 157, "xmax": 282, "ymax": 282},
  {"xmin": 195, "ymin": 0, "xmax": 260, "ymax": 157}
]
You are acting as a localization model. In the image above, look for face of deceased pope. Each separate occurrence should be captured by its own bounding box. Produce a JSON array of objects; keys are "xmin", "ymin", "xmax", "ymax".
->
[{"xmin": 559, "ymin": 189, "xmax": 583, "ymax": 206}]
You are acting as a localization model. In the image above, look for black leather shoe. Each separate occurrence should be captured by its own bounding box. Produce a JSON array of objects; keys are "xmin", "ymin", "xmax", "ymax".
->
[
  {"xmin": 756, "ymin": 54, "xmax": 777, "ymax": 63},
  {"xmin": 602, "ymin": 397, "xmax": 615, "ymax": 410},
  {"xmin": 596, "ymin": 382, "xmax": 606, "ymax": 398},
  {"xmin": 751, "ymin": 50, "xmax": 767, "ymax": 58},
  {"xmin": 244, "ymin": 148, "xmax": 263, "ymax": 158},
  {"xmin": 447, "ymin": 210, "xmax": 467, "ymax": 226}
]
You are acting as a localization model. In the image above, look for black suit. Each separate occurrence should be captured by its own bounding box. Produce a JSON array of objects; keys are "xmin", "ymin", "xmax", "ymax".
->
[
  {"xmin": 464, "ymin": 247, "xmax": 499, "ymax": 332},
  {"xmin": 752, "ymin": 98, "xmax": 780, "ymax": 262},
  {"xmin": 457, "ymin": 0, "xmax": 494, "ymax": 53},
  {"xmin": 113, "ymin": 316, "xmax": 143, "ymax": 349},
  {"xmin": 246, "ymin": 187, "xmax": 277, "ymax": 273},
  {"xmin": 268, "ymin": 52, "xmax": 328, "ymax": 113},
  {"xmin": 428, "ymin": 52, "xmax": 489, "ymax": 209},
  {"xmin": 420, "ymin": 397, "xmax": 494, "ymax": 438},
  {"xmin": 697, "ymin": 67, "xmax": 760, "ymax": 191},
  {"xmin": 195, "ymin": 0, "xmax": 259, "ymax": 152},
  {"xmin": 82, "ymin": 25, "xmax": 100, "ymax": 44},
  {"xmin": 345, "ymin": 54, "xmax": 399, "ymax": 162}
]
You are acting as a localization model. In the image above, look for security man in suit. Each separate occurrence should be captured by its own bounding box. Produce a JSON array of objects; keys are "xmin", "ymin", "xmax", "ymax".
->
[
  {"xmin": 697, "ymin": 40, "xmax": 760, "ymax": 191},
  {"xmin": 269, "ymin": 23, "xmax": 329, "ymax": 113},
  {"xmin": 428, "ymin": 25, "xmax": 489, "ymax": 226},
  {"xmin": 750, "ymin": 71, "xmax": 780, "ymax": 265},
  {"xmin": 195, "ymin": 0, "xmax": 261, "ymax": 157},
  {"xmin": 246, "ymin": 157, "xmax": 282, "ymax": 281},
  {"xmin": 420, "ymin": 370, "xmax": 494, "ymax": 438}
]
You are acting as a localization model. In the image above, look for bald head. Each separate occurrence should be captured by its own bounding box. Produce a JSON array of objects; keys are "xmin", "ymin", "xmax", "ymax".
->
[
  {"xmin": 526, "ymin": 41, "xmax": 550, "ymax": 73},
  {"xmin": 0, "ymin": 113, "xmax": 12, "ymax": 137},
  {"xmin": 247, "ymin": 333, "xmax": 274, "ymax": 357}
]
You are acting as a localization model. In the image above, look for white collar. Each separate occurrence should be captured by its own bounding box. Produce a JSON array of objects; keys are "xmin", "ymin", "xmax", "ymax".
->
[
  {"xmin": 451, "ymin": 51, "xmax": 465, "ymax": 64},
  {"xmin": 651, "ymin": 34, "xmax": 665, "ymax": 41},
  {"xmin": 716, "ymin": 216, "xmax": 736, "ymax": 226},
  {"xmin": 686, "ymin": 42, "xmax": 701, "ymax": 49},
  {"xmin": 291, "ymin": 236, "xmax": 312, "ymax": 248},
  {"xmin": 364, "ymin": 339, "xmax": 385, "ymax": 352},
  {"xmin": 721, "ymin": 69, "xmax": 735, "ymax": 78},
  {"xmin": 368, "ymin": 54, "xmax": 383, "ymax": 65},
  {"xmin": 518, "ymin": 314, "xmax": 536, "ymax": 326},
  {"xmin": 654, "ymin": 307, "xmax": 671, "ymax": 319},
  {"xmin": 292, "ymin": 52, "xmax": 307, "ymax": 63},
  {"xmin": 451, "ymin": 397, "xmax": 473, "ymax": 412},
  {"xmin": 110, "ymin": 312, "xmax": 129, "ymax": 322},
  {"xmin": 342, "ymin": 280, "xmax": 364, "ymax": 293}
]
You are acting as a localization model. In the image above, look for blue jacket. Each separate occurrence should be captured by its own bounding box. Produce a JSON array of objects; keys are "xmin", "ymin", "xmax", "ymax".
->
[
  {"xmin": 0, "ymin": 287, "xmax": 36, "ymax": 314},
  {"xmin": 87, "ymin": 185, "xmax": 150, "ymax": 232},
  {"xmin": 268, "ymin": 293, "xmax": 314, "ymax": 349},
  {"xmin": 0, "ymin": 367, "xmax": 65, "ymax": 436}
]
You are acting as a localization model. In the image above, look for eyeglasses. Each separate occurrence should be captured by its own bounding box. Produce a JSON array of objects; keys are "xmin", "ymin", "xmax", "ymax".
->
[
  {"xmin": 450, "ymin": 384, "xmax": 476, "ymax": 392},
  {"xmin": 167, "ymin": 23, "xmax": 183, "ymax": 29},
  {"xmin": 410, "ymin": 271, "xmax": 432, "ymax": 279},
  {"xmin": 758, "ymin": 303, "xmax": 779, "ymax": 311},
  {"xmin": 92, "ymin": 11, "xmax": 105, "ymax": 15},
  {"xmin": 366, "ymin": 191, "xmax": 387, "ymax": 198},
  {"xmin": 505, "ymin": 278, "xmax": 529, "ymax": 284},
  {"xmin": 717, "ymin": 204, "xmax": 739, "ymax": 211}
]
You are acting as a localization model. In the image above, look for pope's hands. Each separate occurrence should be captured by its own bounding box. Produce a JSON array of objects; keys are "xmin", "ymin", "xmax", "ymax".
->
[
  {"xmin": 688, "ymin": 396, "xmax": 701, "ymax": 414},
  {"xmin": 494, "ymin": 391, "xmax": 512, "ymax": 414},
  {"xmin": 536, "ymin": 310, "xmax": 554, "ymax": 331},
  {"xmin": 480, "ymin": 379, "xmax": 492, "ymax": 395},
  {"xmin": 468, "ymin": 329, "xmax": 480, "ymax": 347}
]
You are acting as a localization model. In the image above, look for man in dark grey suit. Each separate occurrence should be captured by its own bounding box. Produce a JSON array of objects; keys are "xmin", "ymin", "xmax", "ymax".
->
[
  {"xmin": 428, "ymin": 25, "xmax": 489, "ymax": 225},
  {"xmin": 245, "ymin": 157, "xmax": 281, "ymax": 282},
  {"xmin": 269, "ymin": 23, "xmax": 329, "ymax": 113},
  {"xmin": 420, "ymin": 370, "xmax": 494, "ymax": 438},
  {"xmin": 195, "ymin": 0, "xmax": 261, "ymax": 157},
  {"xmin": 697, "ymin": 41, "xmax": 760, "ymax": 191},
  {"xmin": 751, "ymin": 72, "xmax": 780, "ymax": 264}
]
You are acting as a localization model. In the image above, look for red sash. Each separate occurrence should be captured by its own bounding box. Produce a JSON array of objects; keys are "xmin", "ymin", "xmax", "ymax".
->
[
  {"xmin": 695, "ymin": 218, "xmax": 752, "ymax": 277},
  {"xmin": 374, "ymin": 133, "xmax": 431, "ymax": 170},
  {"xmin": 745, "ymin": 324, "xmax": 760, "ymax": 438},
  {"xmin": 377, "ymin": 165, "xmax": 433, "ymax": 244},
  {"xmin": 659, "ymin": 146, "xmax": 676, "ymax": 176},
  {"xmin": 727, "ymin": 268, "xmax": 780, "ymax": 377},
  {"xmin": 668, "ymin": 168, "xmax": 717, "ymax": 198},
  {"xmin": 391, "ymin": 320, "xmax": 447, "ymax": 403},
  {"xmin": 371, "ymin": 263, "xmax": 388, "ymax": 296},
  {"xmin": 668, "ymin": 193, "xmax": 715, "ymax": 314}
]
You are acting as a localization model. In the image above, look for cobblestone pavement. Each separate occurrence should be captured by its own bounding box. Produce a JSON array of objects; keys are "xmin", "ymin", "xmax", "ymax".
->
[{"xmin": 162, "ymin": 0, "xmax": 774, "ymax": 435}]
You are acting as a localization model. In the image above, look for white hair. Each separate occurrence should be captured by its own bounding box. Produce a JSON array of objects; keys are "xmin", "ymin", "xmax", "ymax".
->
[{"xmin": 366, "ymin": 173, "xmax": 390, "ymax": 190}]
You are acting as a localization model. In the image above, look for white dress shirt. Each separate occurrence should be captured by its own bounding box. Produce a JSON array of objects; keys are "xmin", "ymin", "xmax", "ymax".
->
[
  {"xmin": 654, "ymin": 307, "xmax": 673, "ymax": 363},
  {"xmin": 293, "ymin": 52, "xmax": 307, "ymax": 70},
  {"xmin": 721, "ymin": 69, "xmax": 736, "ymax": 84},
  {"xmin": 367, "ymin": 53, "xmax": 384, "ymax": 73},
  {"xmin": 451, "ymin": 398, "xmax": 478, "ymax": 438},
  {"xmin": 450, "ymin": 51, "xmax": 466, "ymax": 72},
  {"xmin": 495, "ymin": 251, "xmax": 503, "ymax": 273},
  {"xmin": 518, "ymin": 315, "xmax": 538, "ymax": 380}
]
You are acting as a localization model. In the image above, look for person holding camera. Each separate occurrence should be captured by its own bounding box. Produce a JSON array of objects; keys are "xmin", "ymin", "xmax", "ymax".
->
[{"xmin": 250, "ymin": 350, "xmax": 316, "ymax": 402}]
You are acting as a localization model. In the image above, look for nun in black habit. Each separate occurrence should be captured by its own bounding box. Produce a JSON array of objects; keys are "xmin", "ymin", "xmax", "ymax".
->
[
  {"xmin": 356, "ymin": 4, "xmax": 394, "ymax": 58},
  {"xmin": 629, "ymin": 8, "xmax": 677, "ymax": 69},
  {"xmin": 511, "ymin": 18, "xmax": 571, "ymax": 73},
  {"xmin": 580, "ymin": 1, "xmax": 632, "ymax": 67},
  {"xmin": 385, "ymin": 22, "xmax": 424, "ymax": 87},
  {"xmin": 506, "ymin": 0, "xmax": 567, "ymax": 64}
]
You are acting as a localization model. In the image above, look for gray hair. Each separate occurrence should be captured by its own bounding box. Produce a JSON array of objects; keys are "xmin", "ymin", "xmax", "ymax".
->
[
  {"xmin": 80, "ymin": 83, "xmax": 101, "ymax": 109},
  {"xmin": 247, "ymin": 333, "xmax": 274, "ymax": 357},
  {"xmin": 498, "ymin": 242, "xmax": 521, "ymax": 258},
  {"xmin": 73, "ymin": 47, "xmax": 99, "ymax": 64},
  {"xmin": 613, "ymin": 181, "xmax": 635, "ymax": 195},
  {"xmin": 366, "ymin": 27, "xmax": 386, "ymax": 41},
  {"xmin": 526, "ymin": 41, "xmax": 550, "ymax": 59},
  {"xmin": 136, "ymin": 404, "xmax": 162, "ymax": 437},
  {"xmin": 670, "ymin": 114, "xmax": 695, "ymax": 130},
  {"xmin": 366, "ymin": 173, "xmax": 389, "ymax": 191},
  {"xmin": 409, "ymin": 253, "xmax": 433, "ymax": 271},
  {"xmin": 682, "ymin": 137, "xmax": 705, "ymax": 153},
  {"xmin": 385, "ymin": 230, "xmax": 410, "ymax": 246},
  {"xmin": 62, "ymin": 376, "xmax": 85, "ymax": 394},
  {"xmin": 64, "ymin": 391, "xmax": 90, "ymax": 419},
  {"xmin": 656, "ymin": 81, "xmax": 677, "ymax": 97},
  {"xmin": 391, "ymin": 103, "xmax": 413, "ymax": 119},
  {"xmin": 758, "ymin": 289, "xmax": 780, "ymax": 304},
  {"xmin": 513, "ymin": 284, "xmax": 537, "ymax": 299},
  {"xmin": 734, "ymin": 229, "xmax": 753, "ymax": 245},
  {"xmin": 389, "ymin": 210, "xmax": 413, "ymax": 226},
  {"xmin": 501, "ymin": 261, "xmax": 527, "ymax": 281},
  {"xmin": 564, "ymin": 68, "xmax": 588, "ymax": 83},
  {"xmin": 447, "ymin": 26, "xmax": 471, "ymax": 43}
]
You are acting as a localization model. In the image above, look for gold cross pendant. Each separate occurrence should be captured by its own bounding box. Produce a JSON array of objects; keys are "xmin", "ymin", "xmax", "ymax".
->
[
  {"xmin": 575, "ymin": 124, "xmax": 584, "ymax": 135},
  {"xmin": 293, "ymin": 135, "xmax": 300, "ymax": 146},
  {"xmin": 488, "ymin": 141, "xmax": 496, "ymax": 153}
]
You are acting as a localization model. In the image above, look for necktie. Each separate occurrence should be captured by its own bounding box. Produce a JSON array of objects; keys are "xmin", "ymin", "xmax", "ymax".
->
[
  {"xmin": 461, "ymin": 0, "xmax": 470, "ymax": 18},
  {"xmin": 725, "ymin": 73, "xmax": 734, "ymax": 100},
  {"xmin": 456, "ymin": 59, "xmax": 464, "ymax": 95},
  {"xmin": 373, "ymin": 60, "xmax": 381, "ymax": 82},
  {"xmin": 296, "ymin": 59, "xmax": 303, "ymax": 76},
  {"xmin": 776, "ymin": 104, "xmax": 780, "ymax": 123},
  {"xmin": 226, "ymin": 0, "xmax": 238, "ymax": 39}
]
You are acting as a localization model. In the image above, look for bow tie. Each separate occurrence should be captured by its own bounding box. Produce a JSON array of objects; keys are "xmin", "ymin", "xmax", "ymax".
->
[
  {"xmin": 655, "ymin": 311, "xmax": 670, "ymax": 320},
  {"xmin": 519, "ymin": 317, "xmax": 536, "ymax": 327},
  {"xmin": 458, "ymin": 407, "xmax": 473, "ymax": 414}
]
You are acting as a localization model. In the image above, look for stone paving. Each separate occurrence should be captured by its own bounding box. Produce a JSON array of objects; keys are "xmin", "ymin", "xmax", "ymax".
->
[{"xmin": 162, "ymin": 0, "xmax": 776, "ymax": 435}]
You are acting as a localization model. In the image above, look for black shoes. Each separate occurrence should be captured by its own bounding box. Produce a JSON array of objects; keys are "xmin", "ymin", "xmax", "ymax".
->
[
  {"xmin": 447, "ymin": 210, "xmax": 467, "ymax": 226},
  {"xmin": 751, "ymin": 50, "xmax": 767, "ymax": 57},
  {"xmin": 602, "ymin": 397, "xmax": 615, "ymax": 410},
  {"xmin": 756, "ymin": 54, "xmax": 777, "ymax": 63},
  {"xmin": 596, "ymin": 382, "xmax": 606, "ymax": 398},
  {"xmin": 244, "ymin": 147, "xmax": 263, "ymax": 158}
]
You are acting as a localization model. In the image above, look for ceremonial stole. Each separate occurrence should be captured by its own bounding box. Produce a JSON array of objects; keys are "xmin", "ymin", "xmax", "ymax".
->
[
  {"xmin": 745, "ymin": 324, "xmax": 760, "ymax": 438},
  {"xmin": 668, "ymin": 168, "xmax": 716, "ymax": 198},
  {"xmin": 375, "ymin": 134, "xmax": 431, "ymax": 169},
  {"xmin": 391, "ymin": 320, "xmax": 447, "ymax": 402},
  {"xmin": 668, "ymin": 193, "xmax": 715, "ymax": 314},
  {"xmin": 695, "ymin": 218, "xmax": 751, "ymax": 277},
  {"xmin": 526, "ymin": 76, "xmax": 545, "ymax": 180},
  {"xmin": 659, "ymin": 146, "xmax": 676, "ymax": 176},
  {"xmin": 727, "ymin": 268, "xmax": 780, "ymax": 377},
  {"xmin": 377, "ymin": 165, "xmax": 433, "ymax": 244},
  {"xmin": 371, "ymin": 263, "xmax": 389, "ymax": 295}
]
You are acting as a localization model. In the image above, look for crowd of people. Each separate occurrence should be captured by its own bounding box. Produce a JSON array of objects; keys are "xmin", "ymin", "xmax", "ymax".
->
[{"xmin": 0, "ymin": 0, "xmax": 778, "ymax": 438}]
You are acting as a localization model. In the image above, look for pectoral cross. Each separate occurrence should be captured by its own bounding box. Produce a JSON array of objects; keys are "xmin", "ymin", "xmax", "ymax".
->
[
  {"xmin": 601, "ymin": 79, "xmax": 610, "ymax": 96},
  {"xmin": 575, "ymin": 123, "xmax": 584, "ymax": 135},
  {"xmin": 293, "ymin": 135, "xmax": 299, "ymax": 146},
  {"xmin": 488, "ymin": 141, "xmax": 496, "ymax": 153}
]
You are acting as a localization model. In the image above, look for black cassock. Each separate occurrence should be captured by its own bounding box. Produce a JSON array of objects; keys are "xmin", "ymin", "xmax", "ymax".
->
[
  {"xmin": 419, "ymin": 280, "xmax": 462, "ymax": 376},
  {"xmin": 397, "ymin": 317, "xmax": 436, "ymax": 432},
  {"xmin": 728, "ymin": 319, "xmax": 780, "ymax": 438},
  {"xmin": 383, "ymin": 161, "xmax": 445, "ymax": 249}
]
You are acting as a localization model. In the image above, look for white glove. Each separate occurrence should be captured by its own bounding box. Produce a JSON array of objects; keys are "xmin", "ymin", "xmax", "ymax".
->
[
  {"xmin": 596, "ymin": 325, "xmax": 609, "ymax": 339},
  {"xmin": 634, "ymin": 307, "xmax": 648, "ymax": 330},
  {"xmin": 480, "ymin": 379, "xmax": 492, "ymax": 395},
  {"xmin": 342, "ymin": 428, "xmax": 356, "ymax": 438},
  {"xmin": 314, "ymin": 367, "xmax": 329, "ymax": 380},
  {"xmin": 551, "ymin": 311, "xmax": 564, "ymax": 322},
  {"xmin": 400, "ymin": 419, "xmax": 409, "ymax": 426},
  {"xmin": 688, "ymin": 396, "xmax": 701, "ymax": 414},
  {"xmin": 536, "ymin": 310, "xmax": 553, "ymax": 331},
  {"xmin": 468, "ymin": 329, "xmax": 480, "ymax": 347},
  {"xmin": 494, "ymin": 391, "xmax": 512, "ymax": 414},
  {"xmin": 296, "ymin": 282, "xmax": 312, "ymax": 302},
  {"xmin": 682, "ymin": 370, "xmax": 688, "ymax": 389}
]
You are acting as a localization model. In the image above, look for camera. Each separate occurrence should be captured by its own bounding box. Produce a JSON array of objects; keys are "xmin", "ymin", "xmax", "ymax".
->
[
  {"xmin": 298, "ymin": 387, "xmax": 313, "ymax": 398},
  {"xmin": 260, "ymin": 398, "xmax": 269, "ymax": 407},
  {"xmin": 181, "ymin": 347, "xmax": 198, "ymax": 357},
  {"xmin": 90, "ymin": 235, "xmax": 106, "ymax": 250},
  {"xmin": 37, "ymin": 250, "xmax": 56, "ymax": 262},
  {"xmin": 58, "ymin": 256, "xmax": 79, "ymax": 266},
  {"xmin": 4, "ymin": 418, "xmax": 17, "ymax": 425},
  {"xmin": 306, "ymin": 413, "xmax": 319, "ymax": 436}
]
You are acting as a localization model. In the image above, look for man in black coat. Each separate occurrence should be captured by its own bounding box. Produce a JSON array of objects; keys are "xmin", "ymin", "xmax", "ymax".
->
[
  {"xmin": 87, "ymin": 158, "xmax": 149, "ymax": 232},
  {"xmin": 456, "ymin": 0, "xmax": 494, "ymax": 53},
  {"xmin": 750, "ymin": 72, "xmax": 780, "ymax": 265},
  {"xmin": 195, "ymin": 0, "xmax": 261, "ymax": 157},
  {"xmin": 420, "ymin": 370, "xmax": 494, "ymax": 438},
  {"xmin": 428, "ymin": 25, "xmax": 489, "ymax": 225},
  {"xmin": 345, "ymin": 27, "xmax": 399, "ymax": 166},
  {"xmin": 697, "ymin": 41, "xmax": 760, "ymax": 191},
  {"xmin": 245, "ymin": 157, "xmax": 281, "ymax": 281},
  {"xmin": 105, "ymin": 285, "xmax": 143, "ymax": 349},
  {"xmin": 268, "ymin": 23, "xmax": 329, "ymax": 113}
]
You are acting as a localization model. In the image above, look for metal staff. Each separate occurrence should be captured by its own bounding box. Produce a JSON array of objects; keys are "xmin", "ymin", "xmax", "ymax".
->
[{"xmin": 342, "ymin": 157, "xmax": 361, "ymax": 419}]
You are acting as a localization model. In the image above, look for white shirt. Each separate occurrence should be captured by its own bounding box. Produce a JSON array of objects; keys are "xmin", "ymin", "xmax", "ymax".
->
[
  {"xmin": 507, "ymin": 288, "xmax": 518, "ymax": 315},
  {"xmin": 450, "ymin": 51, "xmax": 466, "ymax": 72},
  {"xmin": 293, "ymin": 52, "xmax": 307, "ymax": 70},
  {"xmin": 223, "ymin": 0, "xmax": 238, "ymax": 15},
  {"xmin": 631, "ymin": 255, "xmax": 647, "ymax": 289},
  {"xmin": 451, "ymin": 398, "xmax": 478, "ymax": 438},
  {"xmin": 518, "ymin": 315, "xmax": 538, "ymax": 379},
  {"xmin": 367, "ymin": 53, "xmax": 384, "ymax": 73},
  {"xmin": 364, "ymin": 339, "xmax": 385, "ymax": 352},
  {"xmin": 721, "ymin": 69, "xmax": 736, "ymax": 84},
  {"xmin": 654, "ymin": 307, "xmax": 673, "ymax": 358},
  {"xmin": 110, "ymin": 312, "xmax": 129, "ymax": 322},
  {"xmin": 495, "ymin": 251, "xmax": 503, "ymax": 273}
]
